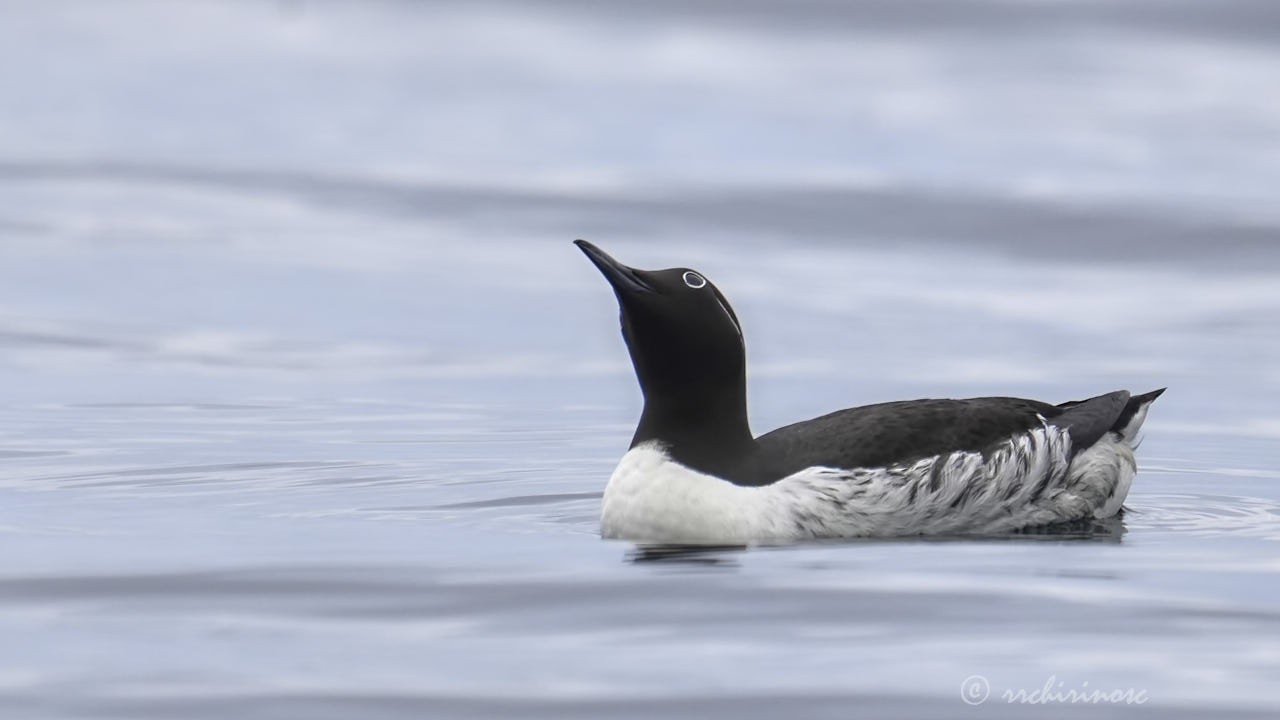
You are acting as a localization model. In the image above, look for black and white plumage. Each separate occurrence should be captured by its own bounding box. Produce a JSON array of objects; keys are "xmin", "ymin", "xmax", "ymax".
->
[{"xmin": 574, "ymin": 240, "xmax": 1165, "ymax": 544}]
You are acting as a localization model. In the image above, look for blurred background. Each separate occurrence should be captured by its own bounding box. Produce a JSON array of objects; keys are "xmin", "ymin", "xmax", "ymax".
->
[{"xmin": 2, "ymin": 1, "xmax": 1279, "ymax": 718}]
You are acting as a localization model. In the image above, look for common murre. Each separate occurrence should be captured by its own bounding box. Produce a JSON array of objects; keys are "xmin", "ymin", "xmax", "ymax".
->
[{"xmin": 575, "ymin": 239, "xmax": 1165, "ymax": 545}]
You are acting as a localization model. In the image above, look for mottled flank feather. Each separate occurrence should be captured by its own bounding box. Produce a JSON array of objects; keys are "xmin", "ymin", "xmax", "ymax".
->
[{"xmin": 602, "ymin": 425, "xmax": 1138, "ymax": 544}]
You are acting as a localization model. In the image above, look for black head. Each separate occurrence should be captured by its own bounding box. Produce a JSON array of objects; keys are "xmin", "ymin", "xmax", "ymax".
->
[
  {"xmin": 575, "ymin": 240, "xmax": 755, "ymax": 462},
  {"xmin": 575, "ymin": 239, "xmax": 745, "ymax": 395}
]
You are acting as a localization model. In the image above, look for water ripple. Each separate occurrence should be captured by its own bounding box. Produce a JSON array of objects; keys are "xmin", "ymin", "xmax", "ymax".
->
[{"xmin": 1129, "ymin": 493, "xmax": 1280, "ymax": 539}]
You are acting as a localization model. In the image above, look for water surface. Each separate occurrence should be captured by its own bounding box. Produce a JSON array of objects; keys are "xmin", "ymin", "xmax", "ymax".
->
[{"xmin": 2, "ymin": 1, "xmax": 1280, "ymax": 717}]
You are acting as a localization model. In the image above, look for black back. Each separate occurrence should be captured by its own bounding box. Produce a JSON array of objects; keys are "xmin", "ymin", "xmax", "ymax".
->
[{"xmin": 743, "ymin": 392, "xmax": 1129, "ymax": 486}]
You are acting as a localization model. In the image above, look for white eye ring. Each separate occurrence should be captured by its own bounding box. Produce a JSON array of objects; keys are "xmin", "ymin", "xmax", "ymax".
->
[{"xmin": 682, "ymin": 271, "xmax": 706, "ymax": 289}]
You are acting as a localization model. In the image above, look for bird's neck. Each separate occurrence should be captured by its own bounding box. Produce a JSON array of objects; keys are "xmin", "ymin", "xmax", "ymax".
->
[{"xmin": 631, "ymin": 379, "xmax": 756, "ymax": 477}]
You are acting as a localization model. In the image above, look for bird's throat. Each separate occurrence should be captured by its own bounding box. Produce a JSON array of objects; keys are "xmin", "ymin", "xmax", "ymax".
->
[{"xmin": 630, "ymin": 386, "xmax": 756, "ymax": 479}]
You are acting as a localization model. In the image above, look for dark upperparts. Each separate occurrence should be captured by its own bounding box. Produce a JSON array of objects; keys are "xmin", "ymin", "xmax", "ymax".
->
[
  {"xmin": 574, "ymin": 240, "xmax": 1162, "ymax": 487},
  {"xmin": 751, "ymin": 394, "xmax": 1126, "ymax": 485}
]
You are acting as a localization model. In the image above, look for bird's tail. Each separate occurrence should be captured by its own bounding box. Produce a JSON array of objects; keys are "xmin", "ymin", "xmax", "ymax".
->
[{"xmin": 1112, "ymin": 388, "xmax": 1166, "ymax": 447}]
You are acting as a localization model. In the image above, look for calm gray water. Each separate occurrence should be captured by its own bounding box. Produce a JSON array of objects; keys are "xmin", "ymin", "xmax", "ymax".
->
[{"xmin": 3, "ymin": 1, "xmax": 1280, "ymax": 718}]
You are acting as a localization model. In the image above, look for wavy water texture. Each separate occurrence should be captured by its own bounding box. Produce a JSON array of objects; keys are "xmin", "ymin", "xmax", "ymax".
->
[{"xmin": 2, "ymin": 1, "xmax": 1280, "ymax": 719}]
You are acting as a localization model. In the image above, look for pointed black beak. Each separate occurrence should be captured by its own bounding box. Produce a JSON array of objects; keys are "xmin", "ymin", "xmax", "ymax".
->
[{"xmin": 574, "ymin": 239, "xmax": 655, "ymax": 295}]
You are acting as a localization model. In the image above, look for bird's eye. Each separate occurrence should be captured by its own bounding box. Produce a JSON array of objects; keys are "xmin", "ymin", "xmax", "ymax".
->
[{"xmin": 682, "ymin": 271, "xmax": 706, "ymax": 289}]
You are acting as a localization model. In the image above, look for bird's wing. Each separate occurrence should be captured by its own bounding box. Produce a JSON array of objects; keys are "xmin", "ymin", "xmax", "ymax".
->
[{"xmin": 755, "ymin": 392, "xmax": 1130, "ymax": 477}]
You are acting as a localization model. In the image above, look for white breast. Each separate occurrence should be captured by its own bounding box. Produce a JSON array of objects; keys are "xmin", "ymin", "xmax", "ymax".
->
[
  {"xmin": 600, "ymin": 445, "xmax": 782, "ymax": 545},
  {"xmin": 601, "ymin": 430, "xmax": 1138, "ymax": 544}
]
